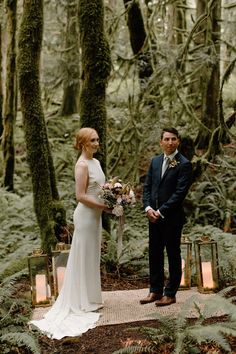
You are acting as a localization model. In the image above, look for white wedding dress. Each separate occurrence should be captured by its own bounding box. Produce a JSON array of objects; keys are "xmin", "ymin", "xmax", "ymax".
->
[{"xmin": 30, "ymin": 158, "xmax": 105, "ymax": 339}]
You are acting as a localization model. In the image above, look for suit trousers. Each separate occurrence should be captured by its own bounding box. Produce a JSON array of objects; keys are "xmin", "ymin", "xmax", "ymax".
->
[{"xmin": 149, "ymin": 217, "xmax": 182, "ymax": 297}]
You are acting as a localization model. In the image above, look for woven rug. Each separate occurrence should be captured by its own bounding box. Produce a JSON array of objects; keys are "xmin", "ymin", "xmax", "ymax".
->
[{"xmin": 32, "ymin": 287, "xmax": 218, "ymax": 326}]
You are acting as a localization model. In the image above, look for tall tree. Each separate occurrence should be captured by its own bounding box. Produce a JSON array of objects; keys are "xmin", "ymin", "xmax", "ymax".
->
[
  {"xmin": 60, "ymin": 0, "xmax": 80, "ymax": 116},
  {"xmin": 0, "ymin": 19, "xmax": 3, "ymax": 139},
  {"xmin": 78, "ymin": 0, "xmax": 111, "ymax": 173},
  {"xmin": 1, "ymin": 0, "xmax": 17, "ymax": 191},
  {"xmin": 123, "ymin": 0, "xmax": 153, "ymax": 90},
  {"xmin": 195, "ymin": 0, "xmax": 221, "ymax": 152},
  {"xmin": 18, "ymin": 0, "xmax": 66, "ymax": 253},
  {"xmin": 167, "ymin": 0, "xmax": 186, "ymax": 46}
]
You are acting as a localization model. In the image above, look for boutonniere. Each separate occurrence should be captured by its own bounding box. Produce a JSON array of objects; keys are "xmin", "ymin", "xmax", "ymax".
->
[{"xmin": 169, "ymin": 158, "xmax": 180, "ymax": 168}]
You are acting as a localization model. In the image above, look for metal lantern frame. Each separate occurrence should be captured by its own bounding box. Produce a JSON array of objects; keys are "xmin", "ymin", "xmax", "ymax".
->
[
  {"xmin": 179, "ymin": 235, "xmax": 192, "ymax": 290},
  {"xmin": 52, "ymin": 242, "xmax": 71, "ymax": 299},
  {"xmin": 194, "ymin": 236, "xmax": 220, "ymax": 294},
  {"xmin": 28, "ymin": 249, "xmax": 52, "ymax": 307}
]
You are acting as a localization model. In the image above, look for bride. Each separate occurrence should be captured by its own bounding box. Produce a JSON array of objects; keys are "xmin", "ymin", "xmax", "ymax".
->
[{"xmin": 30, "ymin": 127, "xmax": 110, "ymax": 339}]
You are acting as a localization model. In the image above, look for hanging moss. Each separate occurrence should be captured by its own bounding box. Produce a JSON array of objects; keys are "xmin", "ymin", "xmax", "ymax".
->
[
  {"xmin": 18, "ymin": 0, "xmax": 66, "ymax": 254},
  {"xmin": 60, "ymin": 1, "xmax": 80, "ymax": 116}
]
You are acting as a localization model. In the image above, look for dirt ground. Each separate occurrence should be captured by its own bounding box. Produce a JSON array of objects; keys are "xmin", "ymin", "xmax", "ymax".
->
[{"xmin": 37, "ymin": 274, "xmax": 236, "ymax": 354}]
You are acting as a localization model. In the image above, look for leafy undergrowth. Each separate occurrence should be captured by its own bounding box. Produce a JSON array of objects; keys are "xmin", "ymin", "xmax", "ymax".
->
[
  {"xmin": 38, "ymin": 317, "xmax": 236, "ymax": 354},
  {"xmin": 37, "ymin": 289, "xmax": 236, "ymax": 354},
  {"xmin": 9, "ymin": 275, "xmax": 236, "ymax": 354}
]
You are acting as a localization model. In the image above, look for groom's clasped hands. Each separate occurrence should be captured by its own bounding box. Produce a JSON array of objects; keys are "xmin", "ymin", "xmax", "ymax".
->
[{"xmin": 146, "ymin": 208, "xmax": 161, "ymax": 223}]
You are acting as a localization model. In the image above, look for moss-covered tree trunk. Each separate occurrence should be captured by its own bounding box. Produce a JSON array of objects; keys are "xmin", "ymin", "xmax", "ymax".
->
[
  {"xmin": 18, "ymin": 0, "xmax": 66, "ymax": 254},
  {"xmin": 60, "ymin": 0, "xmax": 80, "ymax": 116},
  {"xmin": 1, "ymin": 0, "xmax": 17, "ymax": 191},
  {"xmin": 0, "ymin": 21, "xmax": 3, "ymax": 139},
  {"xmin": 195, "ymin": 0, "xmax": 221, "ymax": 151},
  {"xmin": 167, "ymin": 0, "xmax": 186, "ymax": 46},
  {"xmin": 78, "ymin": 0, "xmax": 111, "ymax": 173},
  {"xmin": 123, "ymin": 0, "xmax": 153, "ymax": 90}
]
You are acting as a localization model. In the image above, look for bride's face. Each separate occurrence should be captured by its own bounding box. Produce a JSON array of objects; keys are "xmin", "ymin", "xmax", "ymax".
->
[{"xmin": 84, "ymin": 131, "xmax": 100, "ymax": 154}]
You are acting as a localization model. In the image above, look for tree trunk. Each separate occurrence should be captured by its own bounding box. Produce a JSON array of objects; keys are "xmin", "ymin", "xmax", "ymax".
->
[
  {"xmin": 187, "ymin": 0, "xmax": 206, "ymax": 105},
  {"xmin": 18, "ymin": 0, "xmax": 66, "ymax": 254},
  {"xmin": 195, "ymin": 0, "xmax": 221, "ymax": 152},
  {"xmin": 60, "ymin": 0, "xmax": 80, "ymax": 116},
  {"xmin": 0, "ymin": 21, "xmax": 3, "ymax": 139},
  {"xmin": 1, "ymin": 0, "xmax": 17, "ymax": 191},
  {"xmin": 167, "ymin": 0, "xmax": 186, "ymax": 46},
  {"xmin": 78, "ymin": 0, "xmax": 111, "ymax": 173},
  {"xmin": 123, "ymin": 0, "xmax": 153, "ymax": 90}
]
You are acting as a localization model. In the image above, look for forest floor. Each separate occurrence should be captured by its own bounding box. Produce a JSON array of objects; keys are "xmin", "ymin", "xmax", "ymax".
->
[{"xmin": 36, "ymin": 273, "xmax": 236, "ymax": 354}]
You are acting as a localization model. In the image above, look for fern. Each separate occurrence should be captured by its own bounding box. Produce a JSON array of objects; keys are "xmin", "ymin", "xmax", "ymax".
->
[
  {"xmin": 0, "ymin": 272, "xmax": 39, "ymax": 354},
  {"xmin": 112, "ymin": 344, "xmax": 155, "ymax": 354},
  {"xmin": 115, "ymin": 288, "xmax": 236, "ymax": 354},
  {"xmin": 0, "ymin": 332, "xmax": 41, "ymax": 354},
  {"xmin": 187, "ymin": 324, "xmax": 236, "ymax": 353}
]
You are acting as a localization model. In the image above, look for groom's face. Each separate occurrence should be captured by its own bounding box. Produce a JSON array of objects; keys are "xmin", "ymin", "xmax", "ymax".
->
[{"xmin": 160, "ymin": 132, "xmax": 180, "ymax": 156}]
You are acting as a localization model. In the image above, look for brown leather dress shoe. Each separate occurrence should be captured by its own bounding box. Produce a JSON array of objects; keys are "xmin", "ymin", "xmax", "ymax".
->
[
  {"xmin": 155, "ymin": 296, "xmax": 176, "ymax": 307},
  {"xmin": 140, "ymin": 292, "xmax": 163, "ymax": 305}
]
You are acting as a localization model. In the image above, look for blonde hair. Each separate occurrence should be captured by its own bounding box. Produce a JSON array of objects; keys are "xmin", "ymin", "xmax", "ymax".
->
[{"xmin": 74, "ymin": 127, "xmax": 98, "ymax": 150}]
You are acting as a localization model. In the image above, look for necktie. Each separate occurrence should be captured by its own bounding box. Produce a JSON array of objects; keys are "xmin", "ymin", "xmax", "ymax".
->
[{"xmin": 161, "ymin": 156, "xmax": 170, "ymax": 177}]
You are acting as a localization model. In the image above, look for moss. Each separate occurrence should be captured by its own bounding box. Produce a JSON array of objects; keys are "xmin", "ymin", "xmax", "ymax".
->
[
  {"xmin": 18, "ymin": 0, "xmax": 66, "ymax": 253},
  {"xmin": 79, "ymin": 0, "xmax": 111, "ymax": 174}
]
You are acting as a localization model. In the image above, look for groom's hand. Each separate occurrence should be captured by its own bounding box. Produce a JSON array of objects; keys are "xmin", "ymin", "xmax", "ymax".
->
[{"xmin": 146, "ymin": 208, "xmax": 160, "ymax": 223}]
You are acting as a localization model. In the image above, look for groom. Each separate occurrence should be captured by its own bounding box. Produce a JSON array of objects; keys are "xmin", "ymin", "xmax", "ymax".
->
[{"xmin": 140, "ymin": 127, "xmax": 192, "ymax": 306}]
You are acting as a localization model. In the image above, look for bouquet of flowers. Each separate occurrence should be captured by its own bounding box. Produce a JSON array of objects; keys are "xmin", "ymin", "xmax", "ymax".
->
[{"xmin": 99, "ymin": 177, "xmax": 136, "ymax": 216}]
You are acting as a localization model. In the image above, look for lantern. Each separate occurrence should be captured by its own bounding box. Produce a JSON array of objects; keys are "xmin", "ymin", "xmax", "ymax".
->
[
  {"xmin": 28, "ymin": 249, "xmax": 52, "ymax": 307},
  {"xmin": 194, "ymin": 236, "xmax": 220, "ymax": 293},
  {"xmin": 52, "ymin": 242, "xmax": 70, "ymax": 299},
  {"xmin": 179, "ymin": 235, "xmax": 192, "ymax": 289}
]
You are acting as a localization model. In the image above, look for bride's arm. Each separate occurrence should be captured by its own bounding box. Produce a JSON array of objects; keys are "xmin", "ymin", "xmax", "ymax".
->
[{"xmin": 75, "ymin": 161, "xmax": 107, "ymax": 210}]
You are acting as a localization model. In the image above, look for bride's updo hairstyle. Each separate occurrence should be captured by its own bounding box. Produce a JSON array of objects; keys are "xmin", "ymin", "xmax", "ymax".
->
[{"xmin": 74, "ymin": 127, "xmax": 98, "ymax": 151}]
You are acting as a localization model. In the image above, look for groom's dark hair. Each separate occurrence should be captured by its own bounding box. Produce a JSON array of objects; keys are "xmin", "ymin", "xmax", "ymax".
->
[{"xmin": 161, "ymin": 127, "xmax": 180, "ymax": 139}]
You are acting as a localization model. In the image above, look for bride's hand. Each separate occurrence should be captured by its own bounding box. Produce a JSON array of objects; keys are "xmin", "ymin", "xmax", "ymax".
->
[{"xmin": 103, "ymin": 206, "xmax": 113, "ymax": 214}]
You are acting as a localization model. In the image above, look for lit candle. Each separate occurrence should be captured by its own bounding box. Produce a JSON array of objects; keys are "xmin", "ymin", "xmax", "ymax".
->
[
  {"xmin": 201, "ymin": 261, "xmax": 214, "ymax": 288},
  {"xmin": 180, "ymin": 259, "xmax": 185, "ymax": 286},
  {"xmin": 57, "ymin": 266, "xmax": 66, "ymax": 292},
  {"xmin": 35, "ymin": 274, "xmax": 47, "ymax": 303}
]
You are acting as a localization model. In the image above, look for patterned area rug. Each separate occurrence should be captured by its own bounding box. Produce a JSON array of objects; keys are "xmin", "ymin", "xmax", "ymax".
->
[{"xmin": 31, "ymin": 287, "xmax": 218, "ymax": 326}]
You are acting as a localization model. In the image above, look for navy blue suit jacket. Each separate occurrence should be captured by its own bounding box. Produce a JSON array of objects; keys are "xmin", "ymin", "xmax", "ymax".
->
[{"xmin": 143, "ymin": 152, "xmax": 192, "ymax": 221}]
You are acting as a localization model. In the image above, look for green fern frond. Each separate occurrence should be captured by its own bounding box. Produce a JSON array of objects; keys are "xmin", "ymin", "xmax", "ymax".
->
[
  {"xmin": 1, "ymin": 315, "xmax": 28, "ymax": 329},
  {"xmin": 174, "ymin": 331, "xmax": 187, "ymax": 354},
  {"xmin": 0, "ymin": 285, "xmax": 15, "ymax": 305},
  {"xmin": 1, "ymin": 269, "xmax": 28, "ymax": 285},
  {"xmin": 142, "ymin": 314, "xmax": 176, "ymax": 340},
  {"xmin": 218, "ymin": 285, "xmax": 236, "ymax": 297},
  {"xmin": 188, "ymin": 324, "xmax": 233, "ymax": 353},
  {"xmin": 0, "ymin": 332, "xmax": 40, "ymax": 354},
  {"xmin": 112, "ymin": 344, "xmax": 154, "ymax": 354},
  {"xmin": 137, "ymin": 326, "xmax": 169, "ymax": 344},
  {"xmin": 175, "ymin": 294, "xmax": 201, "ymax": 328}
]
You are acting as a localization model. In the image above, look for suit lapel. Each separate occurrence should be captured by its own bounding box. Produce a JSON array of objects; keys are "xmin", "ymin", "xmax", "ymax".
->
[
  {"xmin": 161, "ymin": 152, "xmax": 181, "ymax": 180},
  {"xmin": 157, "ymin": 154, "xmax": 164, "ymax": 182}
]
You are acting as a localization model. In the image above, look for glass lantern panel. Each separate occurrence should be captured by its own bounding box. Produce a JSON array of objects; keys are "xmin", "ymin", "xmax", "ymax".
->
[
  {"xmin": 180, "ymin": 242, "xmax": 192, "ymax": 288},
  {"xmin": 28, "ymin": 255, "xmax": 51, "ymax": 307},
  {"xmin": 201, "ymin": 260, "xmax": 214, "ymax": 288},
  {"xmin": 52, "ymin": 250, "xmax": 70, "ymax": 298},
  {"xmin": 195, "ymin": 239, "xmax": 219, "ymax": 293}
]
